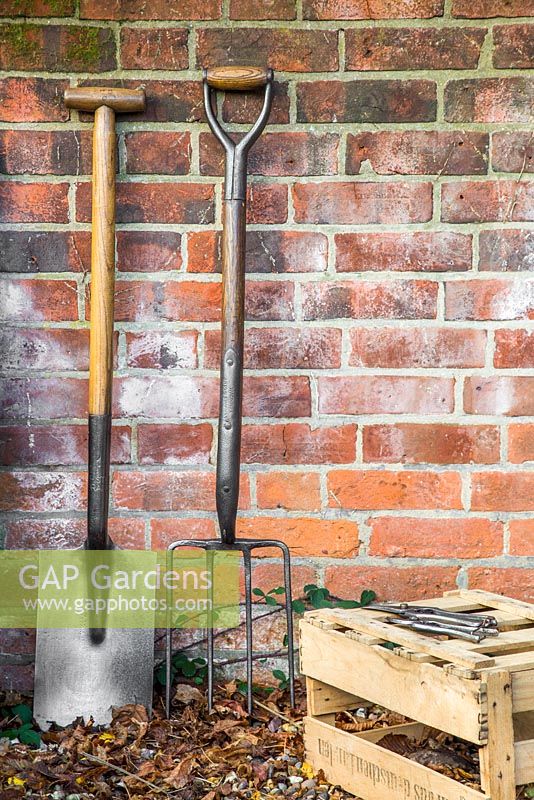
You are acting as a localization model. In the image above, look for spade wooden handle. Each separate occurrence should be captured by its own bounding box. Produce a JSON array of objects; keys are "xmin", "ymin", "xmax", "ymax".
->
[{"xmin": 204, "ymin": 66, "xmax": 269, "ymax": 91}]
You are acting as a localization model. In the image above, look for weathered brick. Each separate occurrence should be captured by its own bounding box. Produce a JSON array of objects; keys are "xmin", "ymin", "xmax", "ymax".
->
[
  {"xmin": 230, "ymin": 0, "xmax": 296, "ymax": 17},
  {"xmin": 442, "ymin": 180, "xmax": 533, "ymax": 223},
  {"xmin": 452, "ymin": 0, "xmax": 533, "ymax": 16},
  {"xmin": 120, "ymin": 27, "xmax": 189, "ymax": 70},
  {"xmin": 200, "ymin": 132, "xmax": 339, "ymax": 177},
  {"xmin": 126, "ymin": 331, "xmax": 198, "ymax": 369},
  {"xmin": 244, "ymin": 517, "xmax": 359, "ymax": 559},
  {"xmin": 0, "ymin": 130, "xmax": 91, "ymax": 175},
  {"xmin": 479, "ymin": 230, "xmax": 534, "ymax": 272},
  {"xmin": 350, "ymin": 327, "xmax": 486, "ymax": 368},
  {"xmin": 472, "ymin": 472, "xmax": 534, "ymax": 511},
  {"xmin": 117, "ymin": 231, "xmax": 182, "ymax": 273},
  {"xmin": 76, "ymin": 182, "xmax": 214, "ymax": 224},
  {"xmin": 335, "ymin": 231, "xmax": 472, "ymax": 273},
  {"xmin": 112, "ymin": 471, "xmax": 249, "ymax": 511},
  {"xmin": 464, "ymin": 377, "xmax": 534, "ymax": 416},
  {"xmin": 0, "ymin": 471, "xmax": 86, "ymax": 512},
  {"xmin": 467, "ymin": 568, "xmax": 534, "ymax": 603},
  {"xmin": 346, "ymin": 28, "xmax": 485, "ymax": 71},
  {"xmin": 363, "ymin": 423, "xmax": 499, "ymax": 464},
  {"xmin": 297, "ymin": 80, "xmax": 436, "ymax": 123},
  {"xmin": 251, "ymin": 563, "xmax": 317, "ymax": 597},
  {"xmin": 347, "ymin": 132, "xmax": 488, "ymax": 176},
  {"xmin": 0, "ymin": 378, "xmax": 87, "ymax": 419},
  {"xmin": 445, "ymin": 78, "xmax": 533, "ymax": 123},
  {"xmin": 369, "ymin": 517, "xmax": 502, "ymax": 558},
  {"xmin": 492, "ymin": 132, "xmax": 534, "ymax": 174},
  {"xmin": 302, "ymin": 280, "xmax": 437, "ymax": 320},
  {"xmin": 494, "ymin": 329, "xmax": 534, "ymax": 368},
  {"xmin": 197, "ymin": 28, "xmax": 338, "ymax": 72},
  {"xmin": 150, "ymin": 518, "xmax": 216, "ymax": 549},
  {"xmin": 328, "ymin": 469, "xmax": 462, "ymax": 510},
  {"xmin": 494, "ymin": 24, "xmax": 534, "ymax": 69},
  {"xmin": 0, "ymin": 328, "xmax": 88, "ymax": 371},
  {"xmin": 0, "ymin": 78, "xmax": 68, "ymax": 122},
  {"xmin": 293, "ymin": 182, "xmax": 432, "ymax": 225},
  {"xmin": 304, "ymin": 0, "xmax": 444, "ymax": 18},
  {"xmin": 138, "ymin": 423, "xmax": 213, "ymax": 465},
  {"xmin": 125, "ymin": 132, "xmax": 191, "ymax": 175},
  {"xmin": 241, "ymin": 423, "xmax": 357, "ymax": 465},
  {"xmin": 222, "ymin": 82, "xmax": 290, "ymax": 125},
  {"xmin": 81, "ymin": 0, "xmax": 222, "ymax": 18},
  {"xmin": 509, "ymin": 424, "xmax": 534, "ymax": 463},
  {"xmin": 0, "ymin": 1, "xmax": 74, "ymax": 15},
  {"xmin": 446, "ymin": 278, "xmax": 534, "ymax": 320},
  {"xmin": 187, "ymin": 230, "xmax": 327, "ymax": 274},
  {"xmin": 78, "ymin": 79, "xmax": 203, "ymax": 123},
  {"xmin": 0, "ymin": 424, "xmax": 130, "ymax": 466},
  {"xmin": 0, "ymin": 182, "xmax": 69, "ymax": 223},
  {"xmin": 325, "ymin": 566, "xmax": 458, "ymax": 603},
  {"xmin": 509, "ymin": 519, "xmax": 534, "ymax": 555},
  {"xmin": 0, "ymin": 231, "xmax": 90, "ymax": 274},
  {"xmin": 0, "ymin": 24, "xmax": 116, "ymax": 72},
  {"xmin": 318, "ymin": 376, "xmax": 454, "ymax": 415},
  {"xmin": 0, "ymin": 279, "xmax": 78, "ymax": 322},
  {"xmin": 4, "ymin": 517, "xmax": 85, "ymax": 550},
  {"xmin": 204, "ymin": 327, "xmax": 341, "ymax": 369},
  {"xmin": 256, "ymin": 472, "xmax": 322, "ymax": 511},
  {"xmin": 246, "ymin": 184, "xmax": 288, "ymax": 224}
]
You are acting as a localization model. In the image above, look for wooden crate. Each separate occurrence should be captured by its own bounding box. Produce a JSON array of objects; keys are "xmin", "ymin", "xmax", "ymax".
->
[{"xmin": 301, "ymin": 590, "xmax": 534, "ymax": 800}]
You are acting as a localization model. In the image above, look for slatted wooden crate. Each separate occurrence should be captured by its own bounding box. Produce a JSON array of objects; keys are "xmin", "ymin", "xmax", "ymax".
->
[{"xmin": 301, "ymin": 590, "xmax": 534, "ymax": 800}]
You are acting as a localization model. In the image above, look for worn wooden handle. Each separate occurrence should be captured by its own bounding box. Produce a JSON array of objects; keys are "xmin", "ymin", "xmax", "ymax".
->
[
  {"xmin": 204, "ymin": 66, "xmax": 269, "ymax": 91},
  {"xmin": 65, "ymin": 86, "xmax": 145, "ymax": 113}
]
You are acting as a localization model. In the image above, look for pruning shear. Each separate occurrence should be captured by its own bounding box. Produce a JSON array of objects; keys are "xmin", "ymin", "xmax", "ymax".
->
[{"xmin": 367, "ymin": 603, "xmax": 499, "ymax": 642}]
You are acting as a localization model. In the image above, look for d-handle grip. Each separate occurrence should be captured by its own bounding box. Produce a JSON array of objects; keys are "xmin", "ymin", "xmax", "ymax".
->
[{"xmin": 204, "ymin": 65, "xmax": 271, "ymax": 91}]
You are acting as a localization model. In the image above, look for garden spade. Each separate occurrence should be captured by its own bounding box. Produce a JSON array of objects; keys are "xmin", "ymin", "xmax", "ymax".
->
[{"xmin": 33, "ymin": 88, "xmax": 154, "ymax": 729}]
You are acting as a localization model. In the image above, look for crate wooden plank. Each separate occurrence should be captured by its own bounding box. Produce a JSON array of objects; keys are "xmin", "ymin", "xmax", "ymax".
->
[
  {"xmin": 351, "ymin": 721, "xmax": 426, "ymax": 743},
  {"xmin": 448, "ymin": 590, "xmax": 534, "ymax": 623},
  {"xmin": 512, "ymin": 670, "xmax": 534, "ymax": 713},
  {"xmin": 515, "ymin": 738, "xmax": 534, "ymax": 785},
  {"xmin": 514, "ymin": 711, "xmax": 534, "ymax": 742},
  {"xmin": 306, "ymin": 677, "xmax": 369, "ymax": 716},
  {"xmin": 479, "ymin": 671, "xmax": 516, "ymax": 800},
  {"xmin": 300, "ymin": 620, "xmax": 486, "ymax": 743},
  {"xmin": 304, "ymin": 716, "xmax": 486, "ymax": 800},
  {"xmin": 462, "ymin": 626, "xmax": 534, "ymax": 656}
]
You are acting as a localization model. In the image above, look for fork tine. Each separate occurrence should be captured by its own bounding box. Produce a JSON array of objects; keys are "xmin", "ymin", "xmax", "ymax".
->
[{"xmin": 243, "ymin": 547, "xmax": 253, "ymax": 714}]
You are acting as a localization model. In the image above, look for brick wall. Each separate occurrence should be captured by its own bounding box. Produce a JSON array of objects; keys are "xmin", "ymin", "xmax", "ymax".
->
[{"xmin": 0, "ymin": 0, "xmax": 533, "ymax": 687}]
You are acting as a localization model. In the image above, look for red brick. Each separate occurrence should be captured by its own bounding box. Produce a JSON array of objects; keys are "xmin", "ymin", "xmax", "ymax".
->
[
  {"xmin": 328, "ymin": 469, "xmax": 462, "ymax": 511},
  {"xmin": 452, "ymin": 0, "xmax": 533, "ymax": 16},
  {"xmin": 247, "ymin": 184, "xmax": 287, "ymax": 224},
  {"xmin": 251, "ymin": 563, "xmax": 317, "ymax": 598},
  {"xmin": 369, "ymin": 517, "xmax": 502, "ymax": 558},
  {"xmin": 0, "ymin": 378, "xmax": 87, "ymax": 419},
  {"xmin": 0, "ymin": 130, "xmax": 91, "ymax": 175},
  {"xmin": 0, "ymin": 279, "xmax": 78, "ymax": 322},
  {"xmin": 0, "ymin": 471, "xmax": 86, "ymax": 512},
  {"xmin": 350, "ymin": 327, "xmax": 486, "ymax": 369},
  {"xmin": 467, "ymin": 568, "xmax": 534, "ymax": 603},
  {"xmin": 479, "ymin": 230, "xmax": 534, "ymax": 272},
  {"xmin": 0, "ymin": 629, "xmax": 35, "ymax": 657},
  {"xmin": 0, "ymin": 182, "xmax": 69, "ymax": 223},
  {"xmin": 0, "ymin": 328, "xmax": 88, "ymax": 371},
  {"xmin": 325, "ymin": 566, "xmax": 457, "ymax": 603},
  {"xmin": 495, "ymin": 329, "xmax": 534, "ymax": 368},
  {"xmin": 363, "ymin": 424, "xmax": 499, "ymax": 465},
  {"xmin": 0, "ymin": 424, "xmax": 130, "ymax": 466},
  {"xmin": 117, "ymin": 231, "xmax": 182, "ymax": 273},
  {"xmin": 205, "ymin": 327, "xmax": 341, "ymax": 370},
  {"xmin": 346, "ymin": 27, "xmax": 485, "ymax": 71},
  {"xmin": 200, "ymin": 132, "xmax": 339, "ymax": 177},
  {"xmin": 509, "ymin": 519, "xmax": 534, "ymax": 555},
  {"xmin": 230, "ymin": 0, "xmax": 296, "ymax": 17},
  {"xmin": 80, "ymin": 0, "xmax": 221, "ymax": 18},
  {"xmin": 222, "ymin": 81, "xmax": 290, "ymax": 125},
  {"xmin": 241, "ymin": 423, "xmax": 357, "ymax": 465},
  {"xmin": 125, "ymin": 132, "xmax": 191, "ymax": 175},
  {"xmin": 508, "ymin": 424, "xmax": 534, "ymax": 463},
  {"xmin": 494, "ymin": 24, "xmax": 534, "ymax": 69},
  {"xmin": 4, "ymin": 516, "xmax": 83, "ymax": 550},
  {"xmin": 293, "ymin": 182, "xmax": 432, "ymax": 225},
  {"xmin": 120, "ymin": 27, "xmax": 189, "ymax": 70},
  {"xmin": 492, "ymin": 132, "xmax": 534, "ymax": 174},
  {"xmin": 445, "ymin": 78, "xmax": 533, "ymax": 123},
  {"xmin": 0, "ymin": 78, "xmax": 68, "ymax": 122},
  {"xmin": 197, "ymin": 28, "xmax": 338, "ymax": 72},
  {"xmin": 187, "ymin": 230, "xmax": 327, "ymax": 274},
  {"xmin": 335, "ymin": 231, "xmax": 472, "ymax": 273},
  {"xmin": 302, "ymin": 280, "xmax": 437, "ymax": 320},
  {"xmin": 79, "ymin": 79, "xmax": 203, "ymax": 123},
  {"xmin": 138, "ymin": 423, "xmax": 212, "ymax": 465},
  {"xmin": 0, "ymin": 231, "xmax": 90, "ymax": 274},
  {"xmin": 304, "ymin": 0, "xmax": 444, "ymax": 18},
  {"xmin": 465, "ymin": 377, "xmax": 534, "ymax": 416},
  {"xmin": 256, "ymin": 472, "xmax": 322, "ymax": 511},
  {"xmin": 0, "ymin": 0, "xmax": 74, "ymax": 14},
  {"xmin": 442, "ymin": 180, "xmax": 533, "ymax": 223},
  {"xmin": 347, "ymin": 131, "xmax": 488, "ymax": 176},
  {"xmin": 239, "ymin": 518, "xmax": 359, "ymax": 558},
  {"xmin": 150, "ymin": 518, "xmax": 217, "ymax": 549},
  {"xmin": 319, "ymin": 376, "xmax": 454, "ymax": 415},
  {"xmin": 125, "ymin": 331, "xmax": 198, "ymax": 369},
  {"xmin": 76, "ymin": 182, "xmax": 213, "ymax": 224},
  {"xmin": 297, "ymin": 80, "xmax": 436, "ymax": 123},
  {"xmin": 113, "ymin": 471, "xmax": 249, "ymax": 511},
  {"xmin": 0, "ymin": 23, "xmax": 115, "ymax": 71},
  {"xmin": 446, "ymin": 278, "xmax": 534, "ymax": 320}
]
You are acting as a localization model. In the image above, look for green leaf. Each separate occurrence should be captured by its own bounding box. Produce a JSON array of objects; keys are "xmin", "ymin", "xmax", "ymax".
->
[
  {"xmin": 360, "ymin": 589, "xmax": 376, "ymax": 606},
  {"xmin": 194, "ymin": 676, "xmax": 203, "ymax": 685},
  {"xmin": 336, "ymin": 599, "xmax": 362, "ymax": 609},
  {"xmin": 2, "ymin": 728, "xmax": 20, "ymax": 740},
  {"xmin": 272, "ymin": 669, "xmax": 287, "ymax": 681},
  {"xmin": 252, "ymin": 588, "xmax": 265, "ymax": 597},
  {"xmin": 155, "ymin": 665, "xmax": 168, "ymax": 686},
  {"xmin": 303, "ymin": 584, "xmax": 318, "ymax": 594},
  {"xmin": 292, "ymin": 599, "xmax": 306, "ymax": 614},
  {"xmin": 12, "ymin": 704, "xmax": 32, "ymax": 725},
  {"xmin": 311, "ymin": 595, "xmax": 333, "ymax": 609},
  {"xmin": 269, "ymin": 587, "xmax": 286, "ymax": 595},
  {"xmin": 181, "ymin": 660, "xmax": 197, "ymax": 678},
  {"xmin": 19, "ymin": 728, "xmax": 41, "ymax": 747},
  {"xmin": 265, "ymin": 595, "xmax": 279, "ymax": 606},
  {"xmin": 524, "ymin": 785, "xmax": 534, "ymax": 798}
]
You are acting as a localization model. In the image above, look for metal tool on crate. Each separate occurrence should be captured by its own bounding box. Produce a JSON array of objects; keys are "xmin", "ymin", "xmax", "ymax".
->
[
  {"xmin": 367, "ymin": 602, "xmax": 499, "ymax": 642},
  {"xmin": 33, "ymin": 88, "xmax": 154, "ymax": 729},
  {"xmin": 165, "ymin": 66, "xmax": 295, "ymax": 717}
]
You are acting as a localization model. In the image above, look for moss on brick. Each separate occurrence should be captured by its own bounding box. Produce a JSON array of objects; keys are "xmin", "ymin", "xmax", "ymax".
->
[
  {"xmin": 0, "ymin": 23, "xmax": 40, "ymax": 64},
  {"xmin": 64, "ymin": 27, "xmax": 104, "ymax": 68}
]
